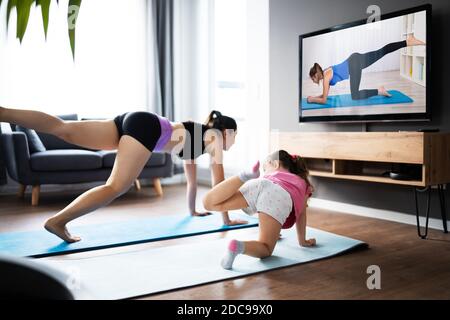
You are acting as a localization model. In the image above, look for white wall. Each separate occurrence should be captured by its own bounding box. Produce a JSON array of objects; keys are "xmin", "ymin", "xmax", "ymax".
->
[{"xmin": 0, "ymin": 0, "xmax": 148, "ymax": 119}]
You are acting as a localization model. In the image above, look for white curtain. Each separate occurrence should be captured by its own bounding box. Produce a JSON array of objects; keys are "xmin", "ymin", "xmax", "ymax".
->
[
  {"xmin": 173, "ymin": 0, "xmax": 213, "ymax": 124},
  {"xmin": 173, "ymin": 0, "xmax": 270, "ymax": 177}
]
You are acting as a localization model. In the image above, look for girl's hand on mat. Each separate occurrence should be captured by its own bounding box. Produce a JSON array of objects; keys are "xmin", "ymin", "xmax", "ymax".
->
[
  {"xmin": 307, "ymin": 96, "xmax": 313, "ymax": 103},
  {"xmin": 300, "ymin": 238, "xmax": 316, "ymax": 247},
  {"xmin": 225, "ymin": 219, "xmax": 249, "ymax": 226},
  {"xmin": 192, "ymin": 211, "xmax": 213, "ymax": 217}
]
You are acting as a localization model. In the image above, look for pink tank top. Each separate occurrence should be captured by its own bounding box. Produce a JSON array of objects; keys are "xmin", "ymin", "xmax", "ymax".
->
[{"xmin": 263, "ymin": 171, "xmax": 312, "ymax": 229}]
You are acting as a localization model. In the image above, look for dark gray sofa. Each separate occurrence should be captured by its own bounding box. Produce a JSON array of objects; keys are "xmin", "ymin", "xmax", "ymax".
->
[{"xmin": 0, "ymin": 114, "xmax": 173, "ymax": 205}]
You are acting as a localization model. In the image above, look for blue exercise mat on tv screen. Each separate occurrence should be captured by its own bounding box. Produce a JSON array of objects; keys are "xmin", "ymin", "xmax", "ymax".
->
[
  {"xmin": 0, "ymin": 213, "xmax": 258, "ymax": 258},
  {"xmin": 301, "ymin": 90, "xmax": 414, "ymax": 110}
]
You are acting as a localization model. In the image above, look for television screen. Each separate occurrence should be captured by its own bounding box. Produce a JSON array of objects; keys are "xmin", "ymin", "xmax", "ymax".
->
[{"xmin": 299, "ymin": 4, "xmax": 431, "ymax": 123}]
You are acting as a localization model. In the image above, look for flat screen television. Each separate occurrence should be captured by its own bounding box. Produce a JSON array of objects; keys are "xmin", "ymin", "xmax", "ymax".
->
[{"xmin": 299, "ymin": 4, "xmax": 431, "ymax": 123}]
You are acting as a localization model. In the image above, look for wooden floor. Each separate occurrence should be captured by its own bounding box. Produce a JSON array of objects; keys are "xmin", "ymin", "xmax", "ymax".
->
[{"xmin": 1, "ymin": 184, "xmax": 450, "ymax": 300}]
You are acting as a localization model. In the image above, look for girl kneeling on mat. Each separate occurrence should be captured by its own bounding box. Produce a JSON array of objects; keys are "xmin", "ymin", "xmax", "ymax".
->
[{"xmin": 203, "ymin": 150, "xmax": 316, "ymax": 270}]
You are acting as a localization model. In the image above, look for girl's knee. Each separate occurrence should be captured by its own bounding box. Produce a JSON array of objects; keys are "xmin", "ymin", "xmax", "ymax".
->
[
  {"xmin": 203, "ymin": 192, "xmax": 218, "ymax": 211},
  {"xmin": 261, "ymin": 242, "xmax": 275, "ymax": 258}
]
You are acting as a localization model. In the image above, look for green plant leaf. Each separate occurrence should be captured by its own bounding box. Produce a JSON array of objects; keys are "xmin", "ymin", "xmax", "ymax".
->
[
  {"xmin": 6, "ymin": 0, "xmax": 17, "ymax": 31},
  {"xmin": 68, "ymin": 0, "xmax": 82, "ymax": 59},
  {"xmin": 36, "ymin": 0, "xmax": 51, "ymax": 38},
  {"xmin": 16, "ymin": 0, "xmax": 35, "ymax": 43}
]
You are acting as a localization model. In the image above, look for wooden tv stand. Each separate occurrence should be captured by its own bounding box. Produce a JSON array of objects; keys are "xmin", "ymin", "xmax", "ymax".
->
[{"xmin": 270, "ymin": 131, "xmax": 450, "ymax": 238}]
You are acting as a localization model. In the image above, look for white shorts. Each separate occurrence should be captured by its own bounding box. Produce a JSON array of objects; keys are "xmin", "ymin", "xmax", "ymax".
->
[{"xmin": 239, "ymin": 178, "xmax": 293, "ymax": 226}]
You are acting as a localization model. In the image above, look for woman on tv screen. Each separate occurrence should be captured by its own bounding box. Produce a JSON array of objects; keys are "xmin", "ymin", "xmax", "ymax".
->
[{"xmin": 307, "ymin": 35, "xmax": 426, "ymax": 105}]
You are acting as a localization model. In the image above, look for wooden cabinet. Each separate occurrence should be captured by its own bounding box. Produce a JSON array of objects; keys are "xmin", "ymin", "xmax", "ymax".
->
[{"xmin": 270, "ymin": 132, "xmax": 450, "ymax": 187}]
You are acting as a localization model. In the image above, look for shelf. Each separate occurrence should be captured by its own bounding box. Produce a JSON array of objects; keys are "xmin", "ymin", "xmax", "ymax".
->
[
  {"xmin": 271, "ymin": 132, "xmax": 450, "ymax": 187},
  {"xmin": 400, "ymin": 12, "xmax": 426, "ymax": 87},
  {"xmin": 308, "ymin": 158, "xmax": 425, "ymax": 187},
  {"xmin": 320, "ymin": 172, "xmax": 425, "ymax": 187}
]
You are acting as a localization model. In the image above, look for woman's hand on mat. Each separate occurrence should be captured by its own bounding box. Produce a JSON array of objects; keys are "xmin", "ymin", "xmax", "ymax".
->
[
  {"xmin": 191, "ymin": 211, "xmax": 213, "ymax": 217},
  {"xmin": 300, "ymin": 238, "xmax": 316, "ymax": 247},
  {"xmin": 224, "ymin": 219, "xmax": 249, "ymax": 226}
]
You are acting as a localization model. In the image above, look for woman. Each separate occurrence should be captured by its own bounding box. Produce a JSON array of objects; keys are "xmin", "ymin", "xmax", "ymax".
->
[
  {"xmin": 0, "ymin": 107, "xmax": 242, "ymax": 242},
  {"xmin": 203, "ymin": 150, "xmax": 315, "ymax": 270},
  {"xmin": 307, "ymin": 35, "xmax": 426, "ymax": 104}
]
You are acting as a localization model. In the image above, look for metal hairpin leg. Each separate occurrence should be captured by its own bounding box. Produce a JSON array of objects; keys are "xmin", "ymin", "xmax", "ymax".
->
[
  {"xmin": 438, "ymin": 184, "xmax": 448, "ymax": 234},
  {"xmin": 413, "ymin": 186, "xmax": 431, "ymax": 239}
]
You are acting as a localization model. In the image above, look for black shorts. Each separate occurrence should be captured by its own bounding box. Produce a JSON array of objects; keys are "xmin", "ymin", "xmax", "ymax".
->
[{"xmin": 113, "ymin": 112, "xmax": 162, "ymax": 152}]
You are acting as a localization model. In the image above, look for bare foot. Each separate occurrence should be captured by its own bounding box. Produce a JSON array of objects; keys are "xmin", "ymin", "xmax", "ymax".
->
[
  {"xmin": 407, "ymin": 35, "xmax": 426, "ymax": 46},
  {"xmin": 378, "ymin": 86, "xmax": 392, "ymax": 97},
  {"xmin": 44, "ymin": 218, "xmax": 81, "ymax": 243},
  {"xmin": 191, "ymin": 211, "xmax": 212, "ymax": 217}
]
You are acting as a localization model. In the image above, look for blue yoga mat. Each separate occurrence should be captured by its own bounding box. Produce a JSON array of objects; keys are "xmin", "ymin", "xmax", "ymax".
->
[
  {"xmin": 0, "ymin": 213, "xmax": 258, "ymax": 258},
  {"xmin": 302, "ymin": 90, "xmax": 414, "ymax": 110},
  {"xmin": 39, "ymin": 227, "xmax": 367, "ymax": 299}
]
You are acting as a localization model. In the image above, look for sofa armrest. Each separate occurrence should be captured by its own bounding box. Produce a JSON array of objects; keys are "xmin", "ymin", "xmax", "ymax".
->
[{"xmin": 1, "ymin": 131, "xmax": 33, "ymax": 183}]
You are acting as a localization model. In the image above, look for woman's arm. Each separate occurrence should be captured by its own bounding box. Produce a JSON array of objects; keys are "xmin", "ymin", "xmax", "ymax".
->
[
  {"xmin": 307, "ymin": 72, "xmax": 331, "ymax": 104},
  {"xmin": 184, "ymin": 160, "xmax": 211, "ymax": 217},
  {"xmin": 295, "ymin": 199, "xmax": 316, "ymax": 247}
]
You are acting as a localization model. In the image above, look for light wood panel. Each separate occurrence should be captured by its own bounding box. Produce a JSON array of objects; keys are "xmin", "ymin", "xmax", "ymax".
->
[
  {"xmin": 271, "ymin": 131, "xmax": 424, "ymax": 164},
  {"xmin": 426, "ymin": 133, "xmax": 450, "ymax": 185}
]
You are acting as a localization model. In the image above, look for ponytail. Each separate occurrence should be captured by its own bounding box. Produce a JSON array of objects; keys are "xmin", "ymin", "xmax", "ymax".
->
[
  {"xmin": 269, "ymin": 150, "xmax": 312, "ymax": 190},
  {"xmin": 204, "ymin": 110, "xmax": 237, "ymax": 131}
]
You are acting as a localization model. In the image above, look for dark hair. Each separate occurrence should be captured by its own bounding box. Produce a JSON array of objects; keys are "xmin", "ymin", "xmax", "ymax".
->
[
  {"xmin": 309, "ymin": 62, "xmax": 323, "ymax": 79},
  {"xmin": 204, "ymin": 110, "xmax": 237, "ymax": 131},
  {"xmin": 268, "ymin": 150, "xmax": 312, "ymax": 189}
]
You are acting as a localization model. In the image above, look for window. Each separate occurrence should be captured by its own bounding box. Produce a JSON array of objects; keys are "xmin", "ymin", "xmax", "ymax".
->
[
  {"xmin": 212, "ymin": 0, "xmax": 269, "ymax": 175},
  {"xmin": 0, "ymin": 0, "xmax": 148, "ymax": 118}
]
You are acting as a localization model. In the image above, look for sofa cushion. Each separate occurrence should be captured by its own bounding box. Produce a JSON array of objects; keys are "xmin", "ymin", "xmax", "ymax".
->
[
  {"xmin": 30, "ymin": 150, "xmax": 103, "ymax": 172},
  {"xmin": 98, "ymin": 151, "xmax": 167, "ymax": 168},
  {"xmin": 15, "ymin": 126, "xmax": 47, "ymax": 153}
]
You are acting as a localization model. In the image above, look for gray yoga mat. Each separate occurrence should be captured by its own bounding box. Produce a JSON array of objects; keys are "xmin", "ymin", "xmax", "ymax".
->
[{"xmin": 39, "ymin": 227, "xmax": 367, "ymax": 300}]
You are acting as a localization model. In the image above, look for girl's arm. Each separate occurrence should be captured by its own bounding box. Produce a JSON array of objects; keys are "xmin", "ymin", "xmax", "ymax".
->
[
  {"xmin": 184, "ymin": 160, "xmax": 211, "ymax": 216},
  {"xmin": 295, "ymin": 198, "xmax": 316, "ymax": 247}
]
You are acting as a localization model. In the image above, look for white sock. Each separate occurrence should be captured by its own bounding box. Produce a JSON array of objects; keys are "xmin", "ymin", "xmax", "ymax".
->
[
  {"xmin": 238, "ymin": 161, "xmax": 260, "ymax": 183},
  {"xmin": 221, "ymin": 239, "xmax": 245, "ymax": 270}
]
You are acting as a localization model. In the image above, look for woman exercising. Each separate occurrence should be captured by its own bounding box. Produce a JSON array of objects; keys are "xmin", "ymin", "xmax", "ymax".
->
[
  {"xmin": 0, "ymin": 107, "xmax": 241, "ymax": 242},
  {"xmin": 203, "ymin": 150, "xmax": 315, "ymax": 270},
  {"xmin": 307, "ymin": 35, "xmax": 426, "ymax": 104}
]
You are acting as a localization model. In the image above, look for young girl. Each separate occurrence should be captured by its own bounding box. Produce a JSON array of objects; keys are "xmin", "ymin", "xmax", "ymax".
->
[{"xmin": 203, "ymin": 150, "xmax": 316, "ymax": 270}]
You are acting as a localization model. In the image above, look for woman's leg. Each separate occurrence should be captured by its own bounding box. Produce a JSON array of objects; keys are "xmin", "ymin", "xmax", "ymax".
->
[
  {"xmin": 44, "ymin": 135, "xmax": 151, "ymax": 242},
  {"xmin": 0, "ymin": 106, "xmax": 119, "ymax": 150},
  {"xmin": 348, "ymin": 56, "xmax": 379, "ymax": 100},
  {"xmin": 360, "ymin": 40, "xmax": 407, "ymax": 69},
  {"xmin": 348, "ymin": 39, "xmax": 413, "ymax": 100},
  {"xmin": 221, "ymin": 212, "xmax": 281, "ymax": 269}
]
